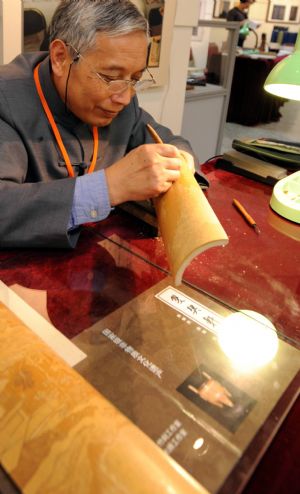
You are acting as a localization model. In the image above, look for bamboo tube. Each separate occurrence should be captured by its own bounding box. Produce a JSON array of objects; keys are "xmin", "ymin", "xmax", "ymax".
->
[
  {"xmin": 147, "ymin": 124, "xmax": 229, "ymax": 286},
  {"xmin": 0, "ymin": 302, "xmax": 208, "ymax": 494}
]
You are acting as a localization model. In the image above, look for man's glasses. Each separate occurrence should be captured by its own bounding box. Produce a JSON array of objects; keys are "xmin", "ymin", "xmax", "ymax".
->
[{"xmin": 67, "ymin": 43, "xmax": 156, "ymax": 94}]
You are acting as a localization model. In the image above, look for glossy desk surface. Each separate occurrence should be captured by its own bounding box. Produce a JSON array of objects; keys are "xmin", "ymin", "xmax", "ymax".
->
[
  {"xmin": 94, "ymin": 162, "xmax": 300, "ymax": 345},
  {"xmin": 0, "ymin": 163, "xmax": 299, "ymax": 493}
]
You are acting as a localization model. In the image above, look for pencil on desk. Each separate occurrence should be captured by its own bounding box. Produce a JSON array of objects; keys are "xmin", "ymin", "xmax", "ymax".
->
[{"xmin": 233, "ymin": 198, "xmax": 261, "ymax": 234}]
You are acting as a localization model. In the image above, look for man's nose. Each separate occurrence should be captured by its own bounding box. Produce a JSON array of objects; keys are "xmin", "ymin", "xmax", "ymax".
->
[{"xmin": 110, "ymin": 86, "xmax": 133, "ymax": 105}]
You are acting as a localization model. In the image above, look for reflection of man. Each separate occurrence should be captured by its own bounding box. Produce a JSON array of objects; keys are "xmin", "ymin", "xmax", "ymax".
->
[
  {"xmin": 0, "ymin": 0, "xmax": 203, "ymax": 249},
  {"xmin": 227, "ymin": 0, "xmax": 255, "ymax": 47},
  {"xmin": 188, "ymin": 371, "xmax": 234, "ymax": 408},
  {"xmin": 148, "ymin": 1, "xmax": 165, "ymax": 36}
]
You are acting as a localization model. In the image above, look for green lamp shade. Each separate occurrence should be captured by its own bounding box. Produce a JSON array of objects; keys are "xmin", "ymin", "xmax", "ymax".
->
[
  {"xmin": 239, "ymin": 23, "xmax": 250, "ymax": 37},
  {"xmin": 264, "ymin": 31, "xmax": 300, "ymax": 100}
]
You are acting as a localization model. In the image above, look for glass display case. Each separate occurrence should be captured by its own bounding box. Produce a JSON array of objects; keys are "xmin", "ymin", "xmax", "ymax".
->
[{"xmin": 1, "ymin": 163, "xmax": 299, "ymax": 493}]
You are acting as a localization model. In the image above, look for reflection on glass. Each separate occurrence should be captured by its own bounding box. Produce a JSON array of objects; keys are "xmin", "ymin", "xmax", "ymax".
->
[
  {"xmin": 193, "ymin": 437, "xmax": 204, "ymax": 450},
  {"xmin": 267, "ymin": 207, "xmax": 300, "ymax": 242},
  {"xmin": 190, "ymin": 25, "xmax": 234, "ymax": 88},
  {"xmin": 23, "ymin": 0, "xmax": 166, "ymax": 69},
  {"xmin": 148, "ymin": 1, "xmax": 164, "ymax": 36},
  {"xmin": 217, "ymin": 310, "xmax": 279, "ymax": 371},
  {"xmin": 23, "ymin": 7, "xmax": 47, "ymax": 52},
  {"xmin": 134, "ymin": 0, "xmax": 165, "ymax": 68},
  {"xmin": 23, "ymin": 0, "xmax": 60, "ymax": 52}
]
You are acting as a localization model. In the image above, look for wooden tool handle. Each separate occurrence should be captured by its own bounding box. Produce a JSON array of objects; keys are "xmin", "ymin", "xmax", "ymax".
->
[
  {"xmin": 233, "ymin": 198, "xmax": 256, "ymax": 227},
  {"xmin": 146, "ymin": 123, "xmax": 163, "ymax": 144}
]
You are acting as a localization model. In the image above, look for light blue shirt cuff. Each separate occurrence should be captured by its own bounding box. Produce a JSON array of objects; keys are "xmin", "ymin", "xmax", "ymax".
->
[{"xmin": 68, "ymin": 170, "xmax": 112, "ymax": 230}]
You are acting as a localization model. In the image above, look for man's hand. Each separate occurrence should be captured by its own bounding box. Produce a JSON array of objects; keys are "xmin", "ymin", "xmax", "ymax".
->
[
  {"xmin": 179, "ymin": 150, "xmax": 195, "ymax": 173},
  {"xmin": 105, "ymin": 143, "xmax": 183, "ymax": 206}
]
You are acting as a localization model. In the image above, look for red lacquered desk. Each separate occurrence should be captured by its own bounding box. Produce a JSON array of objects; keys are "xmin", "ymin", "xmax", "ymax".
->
[
  {"xmin": 0, "ymin": 164, "xmax": 299, "ymax": 494},
  {"xmin": 93, "ymin": 162, "xmax": 300, "ymax": 344}
]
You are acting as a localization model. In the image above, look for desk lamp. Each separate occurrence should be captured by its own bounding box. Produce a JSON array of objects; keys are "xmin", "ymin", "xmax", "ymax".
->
[
  {"xmin": 263, "ymin": 30, "xmax": 300, "ymax": 224},
  {"xmin": 239, "ymin": 23, "xmax": 250, "ymax": 38},
  {"xmin": 264, "ymin": 30, "xmax": 300, "ymax": 99},
  {"xmin": 239, "ymin": 24, "xmax": 258, "ymax": 49}
]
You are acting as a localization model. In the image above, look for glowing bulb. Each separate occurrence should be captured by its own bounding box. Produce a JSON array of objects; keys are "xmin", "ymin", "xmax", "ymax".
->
[
  {"xmin": 265, "ymin": 84, "xmax": 300, "ymax": 101},
  {"xmin": 217, "ymin": 310, "xmax": 278, "ymax": 371}
]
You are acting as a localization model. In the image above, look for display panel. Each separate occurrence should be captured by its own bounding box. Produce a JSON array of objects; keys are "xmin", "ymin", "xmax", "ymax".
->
[{"xmin": 73, "ymin": 275, "xmax": 299, "ymax": 494}]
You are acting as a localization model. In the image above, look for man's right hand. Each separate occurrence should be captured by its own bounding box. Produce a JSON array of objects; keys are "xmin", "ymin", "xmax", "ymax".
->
[{"xmin": 104, "ymin": 143, "xmax": 182, "ymax": 206}]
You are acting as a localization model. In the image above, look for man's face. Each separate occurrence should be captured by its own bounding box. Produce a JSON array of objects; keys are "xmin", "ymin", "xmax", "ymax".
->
[
  {"xmin": 53, "ymin": 31, "xmax": 148, "ymax": 126},
  {"xmin": 243, "ymin": 0, "xmax": 255, "ymax": 9}
]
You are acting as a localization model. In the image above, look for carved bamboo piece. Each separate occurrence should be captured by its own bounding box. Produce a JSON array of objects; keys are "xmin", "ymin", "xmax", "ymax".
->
[{"xmin": 147, "ymin": 125, "xmax": 228, "ymax": 286}]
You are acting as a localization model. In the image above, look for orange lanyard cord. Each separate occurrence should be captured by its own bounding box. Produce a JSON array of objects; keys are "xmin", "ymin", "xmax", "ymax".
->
[
  {"xmin": 33, "ymin": 63, "xmax": 99, "ymax": 177},
  {"xmin": 89, "ymin": 125, "xmax": 99, "ymax": 174}
]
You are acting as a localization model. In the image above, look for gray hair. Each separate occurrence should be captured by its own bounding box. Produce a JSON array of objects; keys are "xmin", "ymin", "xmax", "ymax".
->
[{"xmin": 49, "ymin": 0, "xmax": 149, "ymax": 53}]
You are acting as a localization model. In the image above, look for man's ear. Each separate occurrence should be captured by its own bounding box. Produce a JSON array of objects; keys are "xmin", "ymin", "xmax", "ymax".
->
[{"xmin": 50, "ymin": 39, "xmax": 70, "ymax": 77}]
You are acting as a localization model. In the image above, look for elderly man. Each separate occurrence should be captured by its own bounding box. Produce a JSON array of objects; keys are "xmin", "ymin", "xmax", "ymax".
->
[{"xmin": 0, "ymin": 0, "xmax": 203, "ymax": 248}]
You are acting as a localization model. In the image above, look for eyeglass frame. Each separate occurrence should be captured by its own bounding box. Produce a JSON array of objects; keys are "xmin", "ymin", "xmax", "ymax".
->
[{"xmin": 66, "ymin": 43, "xmax": 156, "ymax": 94}]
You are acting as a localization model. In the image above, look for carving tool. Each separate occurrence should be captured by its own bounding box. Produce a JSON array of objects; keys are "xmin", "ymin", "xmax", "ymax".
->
[
  {"xmin": 146, "ymin": 123, "xmax": 163, "ymax": 144},
  {"xmin": 233, "ymin": 198, "xmax": 261, "ymax": 234}
]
